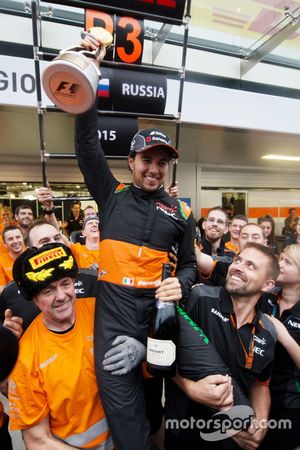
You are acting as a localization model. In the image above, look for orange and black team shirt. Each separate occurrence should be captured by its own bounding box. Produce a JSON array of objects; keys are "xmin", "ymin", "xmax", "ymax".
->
[{"xmin": 186, "ymin": 284, "xmax": 277, "ymax": 395}]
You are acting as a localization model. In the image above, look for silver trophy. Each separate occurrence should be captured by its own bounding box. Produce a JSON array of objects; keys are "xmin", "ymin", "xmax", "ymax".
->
[{"xmin": 42, "ymin": 27, "xmax": 113, "ymax": 114}]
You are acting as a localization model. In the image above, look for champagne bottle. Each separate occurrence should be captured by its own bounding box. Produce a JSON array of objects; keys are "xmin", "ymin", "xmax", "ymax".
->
[{"xmin": 146, "ymin": 263, "xmax": 179, "ymax": 377}]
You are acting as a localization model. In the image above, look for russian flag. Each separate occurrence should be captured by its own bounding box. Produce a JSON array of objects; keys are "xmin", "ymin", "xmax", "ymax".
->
[{"xmin": 98, "ymin": 78, "xmax": 110, "ymax": 97}]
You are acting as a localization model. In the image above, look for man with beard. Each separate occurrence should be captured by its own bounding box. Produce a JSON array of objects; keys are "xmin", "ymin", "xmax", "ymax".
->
[
  {"xmin": 14, "ymin": 205, "xmax": 34, "ymax": 239},
  {"xmin": 197, "ymin": 223, "xmax": 266, "ymax": 287},
  {"xmin": 200, "ymin": 207, "xmax": 232, "ymax": 258},
  {"xmin": 165, "ymin": 243, "xmax": 280, "ymax": 450}
]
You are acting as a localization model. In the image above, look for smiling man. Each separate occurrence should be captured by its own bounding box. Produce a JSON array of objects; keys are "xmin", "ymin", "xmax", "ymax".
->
[
  {"xmin": 0, "ymin": 226, "xmax": 25, "ymax": 294},
  {"xmin": 165, "ymin": 243, "xmax": 280, "ymax": 450},
  {"xmin": 14, "ymin": 204, "xmax": 34, "ymax": 238},
  {"xmin": 75, "ymin": 36, "xmax": 197, "ymax": 450},
  {"xmin": 201, "ymin": 207, "xmax": 230, "ymax": 258},
  {"xmin": 8, "ymin": 243, "xmax": 112, "ymax": 450}
]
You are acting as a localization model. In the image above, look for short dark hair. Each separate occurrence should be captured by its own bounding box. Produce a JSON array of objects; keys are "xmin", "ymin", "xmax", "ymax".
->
[
  {"xmin": 2, "ymin": 225, "xmax": 22, "ymax": 242},
  {"xmin": 26, "ymin": 219, "xmax": 55, "ymax": 247},
  {"xmin": 232, "ymin": 214, "xmax": 248, "ymax": 223},
  {"xmin": 15, "ymin": 204, "xmax": 33, "ymax": 216},
  {"xmin": 242, "ymin": 242, "xmax": 280, "ymax": 280}
]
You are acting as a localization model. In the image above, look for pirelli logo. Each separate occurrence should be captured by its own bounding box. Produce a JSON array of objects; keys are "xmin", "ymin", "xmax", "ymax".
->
[{"xmin": 29, "ymin": 247, "xmax": 67, "ymax": 269}]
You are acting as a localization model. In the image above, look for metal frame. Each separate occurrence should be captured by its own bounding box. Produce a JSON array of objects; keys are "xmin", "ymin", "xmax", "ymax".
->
[
  {"xmin": 241, "ymin": 6, "xmax": 300, "ymax": 77},
  {"xmin": 29, "ymin": 0, "xmax": 191, "ymax": 190}
]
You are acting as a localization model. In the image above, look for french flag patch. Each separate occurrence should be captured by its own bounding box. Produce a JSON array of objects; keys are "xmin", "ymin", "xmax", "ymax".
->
[{"xmin": 98, "ymin": 78, "xmax": 110, "ymax": 97}]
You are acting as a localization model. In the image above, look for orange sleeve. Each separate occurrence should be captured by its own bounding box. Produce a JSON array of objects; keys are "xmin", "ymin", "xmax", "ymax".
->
[
  {"xmin": 9, "ymin": 350, "xmax": 49, "ymax": 430},
  {"xmin": 0, "ymin": 263, "xmax": 6, "ymax": 285}
]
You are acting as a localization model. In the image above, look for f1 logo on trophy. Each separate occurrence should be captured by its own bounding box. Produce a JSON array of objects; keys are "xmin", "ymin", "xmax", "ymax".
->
[{"xmin": 42, "ymin": 27, "xmax": 113, "ymax": 114}]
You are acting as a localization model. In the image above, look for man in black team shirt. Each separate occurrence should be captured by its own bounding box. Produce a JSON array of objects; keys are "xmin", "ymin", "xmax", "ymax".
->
[
  {"xmin": 196, "ymin": 223, "xmax": 266, "ymax": 287},
  {"xmin": 200, "ymin": 207, "xmax": 232, "ymax": 258},
  {"xmin": 165, "ymin": 243, "xmax": 280, "ymax": 450}
]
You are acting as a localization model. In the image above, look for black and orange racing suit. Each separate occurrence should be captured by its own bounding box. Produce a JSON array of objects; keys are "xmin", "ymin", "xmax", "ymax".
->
[
  {"xmin": 75, "ymin": 104, "xmax": 196, "ymax": 449},
  {"xmin": 75, "ymin": 105, "xmax": 249, "ymax": 450}
]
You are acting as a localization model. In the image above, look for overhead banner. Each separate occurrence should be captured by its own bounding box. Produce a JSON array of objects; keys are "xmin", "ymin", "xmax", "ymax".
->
[
  {"xmin": 97, "ymin": 67, "xmax": 167, "ymax": 115},
  {"xmin": 97, "ymin": 116, "xmax": 138, "ymax": 157},
  {"xmin": 0, "ymin": 55, "xmax": 171, "ymax": 115},
  {"xmin": 44, "ymin": 0, "xmax": 186, "ymax": 23}
]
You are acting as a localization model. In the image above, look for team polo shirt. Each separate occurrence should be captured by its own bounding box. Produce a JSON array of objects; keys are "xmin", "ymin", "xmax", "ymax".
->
[
  {"xmin": 0, "ymin": 252, "xmax": 15, "ymax": 285},
  {"xmin": 8, "ymin": 298, "xmax": 113, "ymax": 449},
  {"xmin": 186, "ymin": 284, "xmax": 277, "ymax": 394},
  {"xmin": 70, "ymin": 242, "xmax": 99, "ymax": 271},
  {"xmin": 225, "ymin": 241, "xmax": 239, "ymax": 253},
  {"xmin": 164, "ymin": 285, "xmax": 277, "ymax": 445},
  {"xmin": 270, "ymin": 293, "xmax": 300, "ymax": 410}
]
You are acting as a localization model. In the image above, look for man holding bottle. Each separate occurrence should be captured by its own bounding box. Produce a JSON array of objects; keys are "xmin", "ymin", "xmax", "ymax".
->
[{"xmin": 76, "ymin": 35, "xmax": 197, "ymax": 450}]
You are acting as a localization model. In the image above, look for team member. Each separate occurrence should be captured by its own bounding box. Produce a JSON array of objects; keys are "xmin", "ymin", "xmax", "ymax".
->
[
  {"xmin": 76, "ymin": 36, "xmax": 196, "ymax": 450},
  {"xmin": 83, "ymin": 205, "xmax": 98, "ymax": 218},
  {"xmin": 282, "ymin": 208, "xmax": 298, "ymax": 237},
  {"xmin": 0, "ymin": 324, "xmax": 18, "ymax": 450},
  {"xmin": 2, "ymin": 221, "xmax": 241, "ymax": 449},
  {"xmin": 0, "ymin": 226, "xmax": 25, "ymax": 294},
  {"xmin": 62, "ymin": 200, "xmax": 84, "ymax": 237},
  {"xmin": 259, "ymin": 244, "xmax": 300, "ymax": 450},
  {"xmin": 69, "ymin": 215, "xmax": 100, "ymax": 270},
  {"xmin": 8, "ymin": 243, "xmax": 113, "ymax": 450},
  {"xmin": 165, "ymin": 243, "xmax": 280, "ymax": 450},
  {"xmin": 225, "ymin": 214, "xmax": 248, "ymax": 253},
  {"xmin": 196, "ymin": 223, "xmax": 266, "ymax": 287},
  {"xmin": 14, "ymin": 204, "xmax": 34, "ymax": 238},
  {"xmin": 257, "ymin": 214, "xmax": 278, "ymax": 254},
  {"xmin": 200, "ymin": 207, "xmax": 232, "ymax": 257},
  {"xmin": 0, "ymin": 220, "xmax": 97, "ymax": 332}
]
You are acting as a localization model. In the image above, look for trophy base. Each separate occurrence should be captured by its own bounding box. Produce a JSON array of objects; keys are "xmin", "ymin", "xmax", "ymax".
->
[{"xmin": 42, "ymin": 52, "xmax": 101, "ymax": 114}]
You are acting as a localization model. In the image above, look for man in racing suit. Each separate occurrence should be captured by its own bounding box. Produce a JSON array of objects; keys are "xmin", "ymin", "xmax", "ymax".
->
[
  {"xmin": 76, "ymin": 108, "xmax": 197, "ymax": 449},
  {"xmin": 75, "ymin": 36, "xmax": 198, "ymax": 450},
  {"xmin": 75, "ymin": 37, "xmax": 252, "ymax": 450}
]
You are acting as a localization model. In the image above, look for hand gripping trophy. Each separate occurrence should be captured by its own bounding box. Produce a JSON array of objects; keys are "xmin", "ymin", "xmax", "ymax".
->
[{"xmin": 42, "ymin": 27, "xmax": 113, "ymax": 114}]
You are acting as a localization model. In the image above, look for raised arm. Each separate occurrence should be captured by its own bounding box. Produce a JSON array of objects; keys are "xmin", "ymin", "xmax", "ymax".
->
[
  {"xmin": 265, "ymin": 314, "xmax": 300, "ymax": 369},
  {"xmin": 74, "ymin": 36, "xmax": 118, "ymax": 207}
]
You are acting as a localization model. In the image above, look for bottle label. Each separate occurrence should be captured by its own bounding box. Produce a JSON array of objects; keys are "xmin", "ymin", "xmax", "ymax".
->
[{"xmin": 147, "ymin": 337, "xmax": 176, "ymax": 366}]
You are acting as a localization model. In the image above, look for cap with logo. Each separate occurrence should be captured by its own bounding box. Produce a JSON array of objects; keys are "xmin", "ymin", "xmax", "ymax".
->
[
  {"xmin": 82, "ymin": 214, "xmax": 99, "ymax": 229},
  {"xmin": 129, "ymin": 129, "xmax": 178, "ymax": 159},
  {"xmin": 13, "ymin": 243, "xmax": 78, "ymax": 300}
]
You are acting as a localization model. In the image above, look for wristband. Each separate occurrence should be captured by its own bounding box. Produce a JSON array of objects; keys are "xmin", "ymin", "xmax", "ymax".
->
[{"xmin": 42, "ymin": 207, "xmax": 55, "ymax": 215}]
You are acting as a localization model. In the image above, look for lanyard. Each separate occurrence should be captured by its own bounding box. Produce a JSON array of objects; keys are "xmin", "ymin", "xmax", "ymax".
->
[{"xmin": 230, "ymin": 313, "xmax": 256, "ymax": 370}]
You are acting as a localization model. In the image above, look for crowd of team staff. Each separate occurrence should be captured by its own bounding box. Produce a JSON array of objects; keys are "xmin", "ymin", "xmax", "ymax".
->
[{"xmin": 0, "ymin": 31, "xmax": 299, "ymax": 450}]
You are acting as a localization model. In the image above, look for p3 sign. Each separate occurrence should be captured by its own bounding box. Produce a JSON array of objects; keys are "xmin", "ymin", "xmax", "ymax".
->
[{"xmin": 85, "ymin": 10, "xmax": 144, "ymax": 64}]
